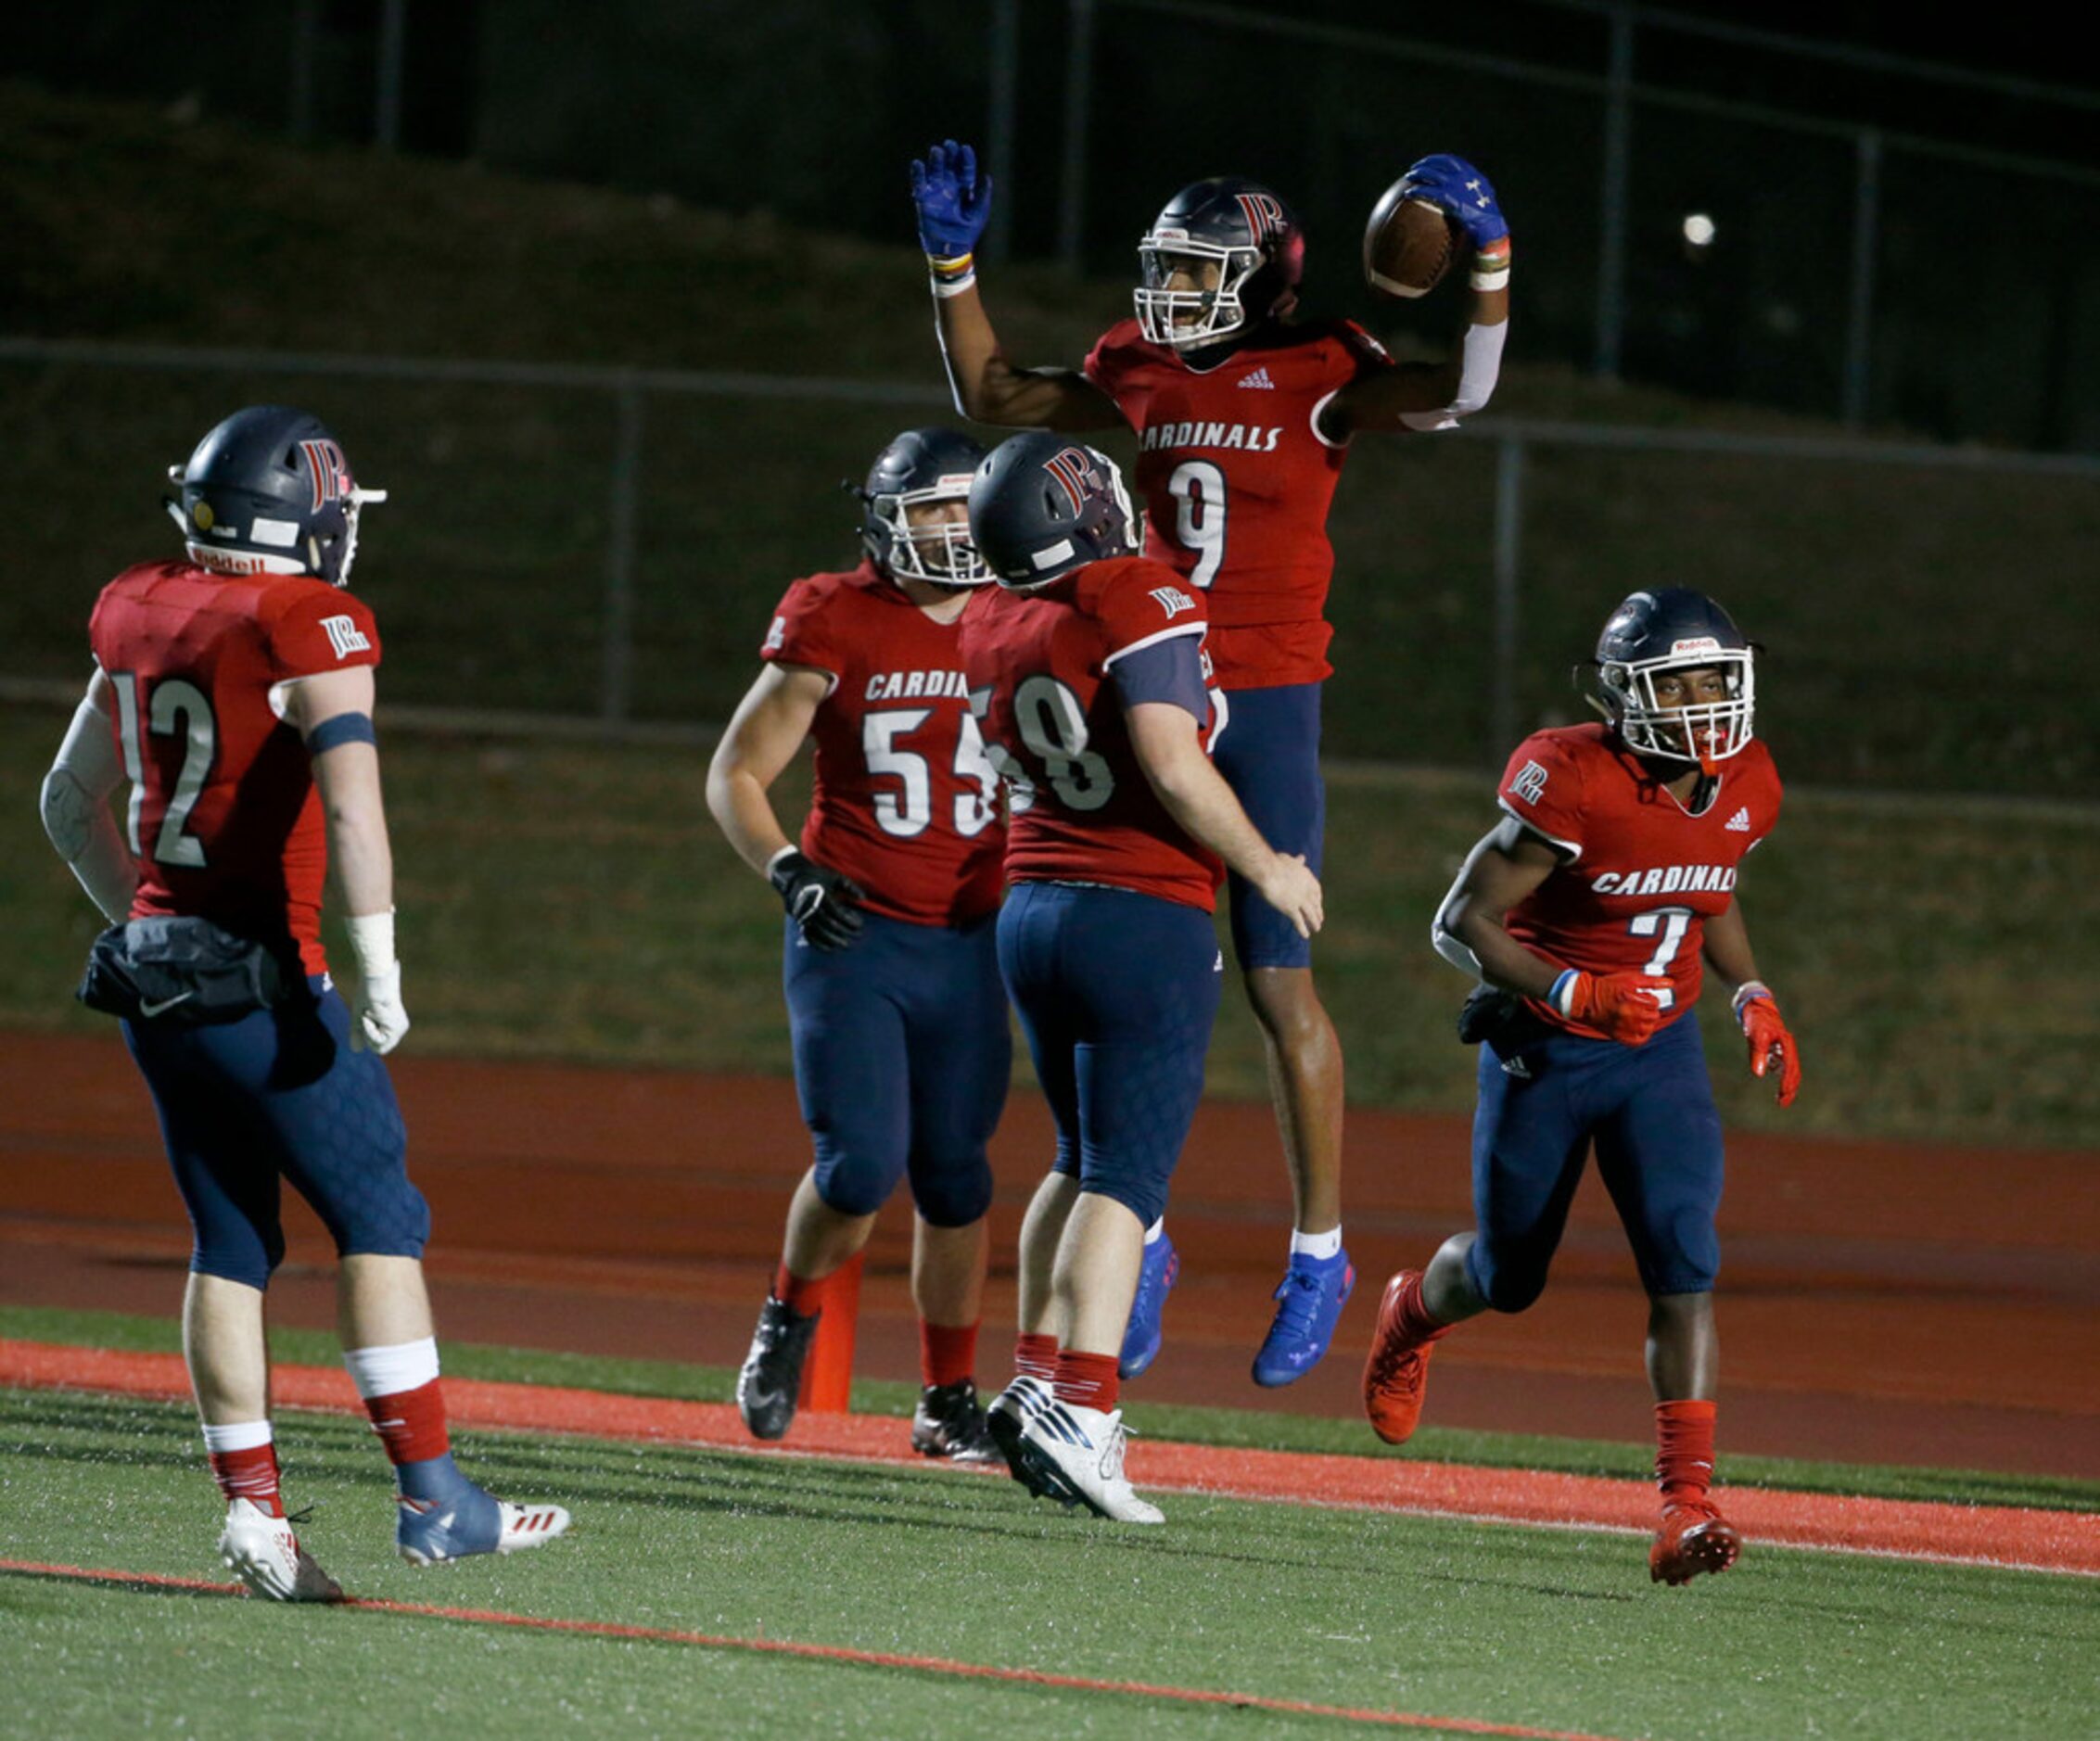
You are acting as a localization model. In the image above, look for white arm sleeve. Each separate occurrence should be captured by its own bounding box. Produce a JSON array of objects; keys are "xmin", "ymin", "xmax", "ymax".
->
[
  {"xmin": 40, "ymin": 694, "xmax": 139, "ymax": 924},
  {"xmin": 1399, "ymin": 321, "xmax": 1508, "ymax": 432}
]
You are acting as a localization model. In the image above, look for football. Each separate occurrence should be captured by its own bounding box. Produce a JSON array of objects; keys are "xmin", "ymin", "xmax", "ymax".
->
[{"xmin": 1363, "ymin": 182, "xmax": 1459, "ymax": 299}]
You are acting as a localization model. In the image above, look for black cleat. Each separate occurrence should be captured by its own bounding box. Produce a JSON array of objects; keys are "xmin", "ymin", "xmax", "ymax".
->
[
  {"xmin": 736, "ymin": 1295, "xmax": 820, "ymax": 1441},
  {"xmin": 910, "ymin": 1379, "xmax": 1000, "ymax": 1464}
]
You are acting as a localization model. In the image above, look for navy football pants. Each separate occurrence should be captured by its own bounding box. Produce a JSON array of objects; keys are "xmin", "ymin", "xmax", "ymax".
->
[{"xmin": 1211, "ymin": 680, "xmax": 1324, "ymax": 972}]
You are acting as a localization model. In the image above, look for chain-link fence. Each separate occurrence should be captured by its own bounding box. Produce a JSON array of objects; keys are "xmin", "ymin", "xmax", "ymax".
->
[{"xmin": 6, "ymin": 337, "xmax": 2096, "ymax": 798}]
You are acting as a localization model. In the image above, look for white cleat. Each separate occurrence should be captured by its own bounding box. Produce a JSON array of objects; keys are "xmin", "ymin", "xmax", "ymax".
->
[
  {"xmin": 495, "ymin": 1501, "xmax": 572, "ymax": 1553},
  {"xmin": 986, "ymin": 1375, "xmax": 1057, "ymax": 1496},
  {"xmin": 396, "ymin": 1489, "xmax": 572, "ymax": 1566},
  {"xmin": 217, "ymin": 1498, "xmax": 343, "ymax": 1602},
  {"xmin": 1011, "ymin": 1398, "xmax": 1164, "ymax": 1525}
]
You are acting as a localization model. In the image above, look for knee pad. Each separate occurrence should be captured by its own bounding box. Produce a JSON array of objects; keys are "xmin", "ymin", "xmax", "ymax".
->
[
  {"xmin": 331, "ymin": 1177, "xmax": 433, "ymax": 1262},
  {"xmin": 189, "ymin": 1225, "xmax": 284, "ymax": 1292},
  {"xmin": 812, "ymin": 1148, "xmax": 902, "ymax": 1220},
  {"xmin": 1467, "ymin": 1238, "xmax": 1549, "ymax": 1315},
  {"xmin": 910, "ymin": 1155, "xmax": 994, "ymax": 1229},
  {"xmin": 1079, "ymin": 1174, "xmax": 1167, "ymax": 1234}
]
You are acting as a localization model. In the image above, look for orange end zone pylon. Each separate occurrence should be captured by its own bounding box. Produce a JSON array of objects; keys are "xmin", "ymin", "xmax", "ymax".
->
[{"xmin": 795, "ymin": 1251, "xmax": 862, "ymax": 1414}]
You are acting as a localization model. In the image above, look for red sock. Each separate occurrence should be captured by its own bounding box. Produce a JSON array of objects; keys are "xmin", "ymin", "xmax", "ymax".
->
[
  {"xmin": 920, "ymin": 1319, "xmax": 979, "ymax": 1390},
  {"xmin": 1014, "ymin": 1331, "xmax": 1060, "ymax": 1382},
  {"xmin": 773, "ymin": 1264, "xmax": 826, "ymax": 1315},
  {"xmin": 1052, "ymin": 1350, "xmax": 1120, "ymax": 1413},
  {"xmin": 1394, "ymin": 1272, "xmax": 1453, "ymax": 1342},
  {"xmin": 1655, "ymin": 1399, "xmax": 1719, "ymax": 1507},
  {"xmin": 363, "ymin": 1379, "xmax": 452, "ymax": 1468},
  {"xmin": 208, "ymin": 1443, "xmax": 284, "ymax": 1517}
]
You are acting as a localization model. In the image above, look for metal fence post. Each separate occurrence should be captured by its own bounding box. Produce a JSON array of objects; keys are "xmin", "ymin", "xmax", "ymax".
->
[
  {"xmin": 376, "ymin": 0, "xmax": 407, "ymax": 152},
  {"xmin": 1594, "ymin": 3, "xmax": 1635, "ymax": 379},
  {"xmin": 602, "ymin": 381, "xmax": 644, "ymax": 725},
  {"xmin": 986, "ymin": 0, "xmax": 1021, "ymax": 265},
  {"xmin": 1843, "ymin": 127, "xmax": 1883, "ymax": 428},
  {"xmin": 1492, "ymin": 437, "xmax": 1526, "ymax": 761},
  {"xmin": 1057, "ymin": 0, "xmax": 1098, "ymax": 273}
]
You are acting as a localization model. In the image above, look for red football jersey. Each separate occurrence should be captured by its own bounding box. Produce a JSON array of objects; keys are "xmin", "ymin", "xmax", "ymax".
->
[
  {"xmin": 958, "ymin": 554, "xmax": 1223, "ymax": 910},
  {"xmin": 1084, "ymin": 316, "xmax": 1391, "ymax": 689},
  {"xmin": 1495, "ymin": 723, "xmax": 1784, "ymax": 1039},
  {"xmin": 761, "ymin": 562, "xmax": 1005, "ymax": 926},
  {"xmin": 88, "ymin": 561, "xmax": 384, "ymax": 976}
]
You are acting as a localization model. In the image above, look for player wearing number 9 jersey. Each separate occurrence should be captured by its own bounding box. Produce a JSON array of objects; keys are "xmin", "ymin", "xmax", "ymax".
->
[
  {"xmin": 707, "ymin": 428, "xmax": 1012, "ymax": 1463},
  {"xmin": 912, "ymin": 141, "xmax": 1511, "ymax": 1385},
  {"xmin": 960, "ymin": 434, "xmax": 1322, "ymax": 1524},
  {"xmin": 41, "ymin": 404, "xmax": 570, "ymax": 1600},
  {"xmin": 1364, "ymin": 588, "xmax": 1801, "ymax": 1588}
]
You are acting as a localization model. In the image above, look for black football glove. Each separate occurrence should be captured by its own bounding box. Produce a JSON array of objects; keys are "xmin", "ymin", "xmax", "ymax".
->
[{"xmin": 769, "ymin": 849, "xmax": 867, "ymax": 952}]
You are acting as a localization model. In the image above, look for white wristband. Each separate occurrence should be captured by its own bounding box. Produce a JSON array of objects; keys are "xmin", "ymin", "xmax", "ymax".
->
[
  {"xmin": 931, "ymin": 270, "xmax": 978, "ymax": 299},
  {"xmin": 344, "ymin": 909, "xmax": 398, "ymax": 979}
]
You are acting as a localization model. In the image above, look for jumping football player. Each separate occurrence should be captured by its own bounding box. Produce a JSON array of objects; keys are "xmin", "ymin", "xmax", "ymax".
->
[
  {"xmin": 708, "ymin": 428, "xmax": 1012, "ymax": 1461},
  {"xmin": 40, "ymin": 406, "xmax": 570, "ymax": 1601},
  {"xmin": 1361, "ymin": 587, "xmax": 1801, "ymax": 1585},
  {"xmin": 959, "ymin": 432, "xmax": 1323, "ymax": 1523},
  {"xmin": 910, "ymin": 138, "xmax": 1510, "ymax": 1387}
]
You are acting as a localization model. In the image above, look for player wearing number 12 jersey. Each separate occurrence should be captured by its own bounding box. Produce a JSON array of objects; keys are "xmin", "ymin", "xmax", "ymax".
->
[
  {"xmin": 41, "ymin": 404, "xmax": 569, "ymax": 1600},
  {"xmin": 959, "ymin": 432, "xmax": 1322, "ymax": 1525},
  {"xmin": 707, "ymin": 428, "xmax": 1011, "ymax": 1463},
  {"xmin": 1363, "ymin": 588, "xmax": 1801, "ymax": 1586},
  {"xmin": 911, "ymin": 140, "xmax": 1512, "ymax": 1386}
]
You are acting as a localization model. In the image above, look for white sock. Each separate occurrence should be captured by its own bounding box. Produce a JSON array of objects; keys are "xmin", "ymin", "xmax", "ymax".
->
[
  {"xmin": 1290, "ymin": 1226, "xmax": 1343, "ymax": 1262},
  {"xmin": 342, "ymin": 1335, "xmax": 441, "ymax": 1401},
  {"xmin": 1143, "ymin": 1218, "xmax": 1165, "ymax": 1246},
  {"xmin": 200, "ymin": 1418, "xmax": 274, "ymax": 1454}
]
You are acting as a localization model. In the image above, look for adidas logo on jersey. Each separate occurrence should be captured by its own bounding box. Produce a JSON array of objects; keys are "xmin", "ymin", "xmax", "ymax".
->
[
  {"xmin": 1725, "ymin": 807, "xmax": 1751, "ymax": 832},
  {"xmin": 1238, "ymin": 367, "xmax": 1277, "ymax": 389}
]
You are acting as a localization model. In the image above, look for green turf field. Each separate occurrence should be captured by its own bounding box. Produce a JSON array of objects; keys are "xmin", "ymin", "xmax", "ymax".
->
[
  {"xmin": 6, "ymin": 707, "xmax": 2097, "ymax": 1149},
  {"xmin": 5, "ymin": 1321, "xmax": 2095, "ymax": 1740}
]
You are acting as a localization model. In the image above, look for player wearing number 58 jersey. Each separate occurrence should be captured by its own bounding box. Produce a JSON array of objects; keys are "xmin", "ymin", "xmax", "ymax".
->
[
  {"xmin": 960, "ymin": 434, "xmax": 1322, "ymax": 1525},
  {"xmin": 912, "ymin": 140, "xmax": 1512, "ymax": 1386},
  {"xmin": 41, "ymin": 405, "xmax": 569, "ymax": 1602},
  {"xmin": 1364, "ymin": 588, "xmax": 1801, "ymax": 1588},
  {"xmin": 707, "ymin": 428, "xmax": 1012, "ymax": 1463}
]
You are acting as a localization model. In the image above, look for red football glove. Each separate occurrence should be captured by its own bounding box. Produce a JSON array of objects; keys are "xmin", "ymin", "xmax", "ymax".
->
[
  {"xmin": 1552, "ymin": 969, "xmax": 1670, "ymax": 1045},
  {"xmin": 1734, "ymin": 982, "xmax": 1801, "ymax": 1107}
]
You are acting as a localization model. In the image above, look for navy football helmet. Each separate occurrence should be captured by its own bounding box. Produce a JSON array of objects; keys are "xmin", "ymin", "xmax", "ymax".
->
[
  {"xmin": 968, "ymin": 433, "xmax": 1138, "ymax": 590},
  {"xmin": 1135, "ymin": 177, "xmax": 1305, "ymax": 349},
  {"xmin": 165, "ymin": 405, "xmax": 385, "ymax": 588},
  {"xmin": 1591, "ymin": 588, "xmax": 1756, "ymax": 769},
  {"xmin": 859, "ymin": 427, "xmax": 989, "ymax": 585}
]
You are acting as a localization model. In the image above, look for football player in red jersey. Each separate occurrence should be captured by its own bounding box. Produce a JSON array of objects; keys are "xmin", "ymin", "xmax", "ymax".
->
[
  {"xmin": 959, "ymin": 433, "xmax": 1322, "ymax": 1523},
  {"xmin": 910, "ymin": 139, "xmax": 1511, "ymax": 1387},
  {"xmin": 707, "ymin": 428, "xmax": 1013, "ymax": 1460},
  {"xmin": 39, "ymin": 406, "xmax": 569, "ymax": 1600},
  {"xmin": 1362, "ymin": 588, "xmax": 1801, "ymax": 1586}
]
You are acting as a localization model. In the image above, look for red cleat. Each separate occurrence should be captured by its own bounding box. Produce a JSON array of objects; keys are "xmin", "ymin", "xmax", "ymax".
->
[
  {"xmin": 1361, "ymin": 1271, "xmax": 1447, "ymax": 1445},
  {"xmin": 1649, "ymin": 1502, "xmax": 1743, "ymax": 1585}
]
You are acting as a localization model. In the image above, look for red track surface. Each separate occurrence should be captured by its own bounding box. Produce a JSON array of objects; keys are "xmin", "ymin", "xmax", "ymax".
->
[
  {"xmin": 4, "ymin": 1031, "xmax": 2097, "ymax": 1479},
  {"xmin": 6, "ymin": 1341, "xmax": 2094, "ymax": 1575}
]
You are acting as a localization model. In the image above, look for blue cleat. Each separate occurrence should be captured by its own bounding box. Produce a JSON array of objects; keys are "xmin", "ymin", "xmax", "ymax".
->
[
  {"xmin": 395, "ymin": 1470, "xmax": 570, "ymax": 1566},
  {"xmin": 1118, "ymin": 1232, "xmax": 1179, "ymax": 1379},
  {"xmin": 1252, "ymin": 1249, "xmax": 1355, "ymax": 1387}
]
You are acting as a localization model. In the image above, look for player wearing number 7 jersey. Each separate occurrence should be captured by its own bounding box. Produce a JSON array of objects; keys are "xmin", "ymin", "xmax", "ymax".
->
[
  {"xmin": 41, "ymin": 404, "xmax": 570, "ymax": 1601},
  {"xmin": 911, "ymin": 140, "xmax": 1511, "ymax": 1387},
  {"xmin": 707, "ymin": 428, "xmax": 1012, "ymax": 1463},
  {"xmin": 1364, "ymin": 588, "xmax": 1801, "ymax": 1587}
]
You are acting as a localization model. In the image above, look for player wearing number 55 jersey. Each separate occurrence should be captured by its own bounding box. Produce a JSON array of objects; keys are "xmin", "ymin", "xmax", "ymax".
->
[
  {"xmin": 912, "ymin": 140, "xmax": 1511, "ymax": 1387},
  {"xmin": 40, "ymin": 405, "xmax": 569, "ymax": 1602},
  {"xmin": 707, "ymin": 428, "xmax": 1011, "ymax": 1462},
  {"xmin": 1363, "ymin": 588, "xmax": 1801, "ymax": 1587},
  {"xmin": 960, "ymin": 434, "xmax": 1322, "ymax": 1525}
]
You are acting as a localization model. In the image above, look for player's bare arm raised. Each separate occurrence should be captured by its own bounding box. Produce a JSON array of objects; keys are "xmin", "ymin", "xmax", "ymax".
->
[
  {"xmin": 1126, "ymin": 702, "xmax": 1321, "ymax": 939},
  {"xmin": 1326, "ymin": 154, "xmax": 1512, "ymax": 439},
  {"xmin": 911, "ymin": 140, "xmax": 1121, "ymax": 431}
]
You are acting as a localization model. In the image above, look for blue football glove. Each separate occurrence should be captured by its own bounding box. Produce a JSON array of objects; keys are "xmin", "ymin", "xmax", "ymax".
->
[
  {"xmin": 1398, "ymin": 154, "xmax": 1508, "ymax": 250},
  {"xmin": 910, "ymin": 139, "xmax": 993, "ymax": 259}
]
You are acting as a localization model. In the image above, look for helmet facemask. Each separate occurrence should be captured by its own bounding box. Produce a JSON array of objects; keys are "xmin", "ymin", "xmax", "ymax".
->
[
  {"xmin": 1134, "ymin": 236, "xmax": 1266, "ymax": 349},
  {"xmin": 1598, "ymin": 646, "xmax": 1756, "ymax": 775},
  {"xmin": 875, "ymin": 477, "xmax": 988, "ymax": 586}
]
